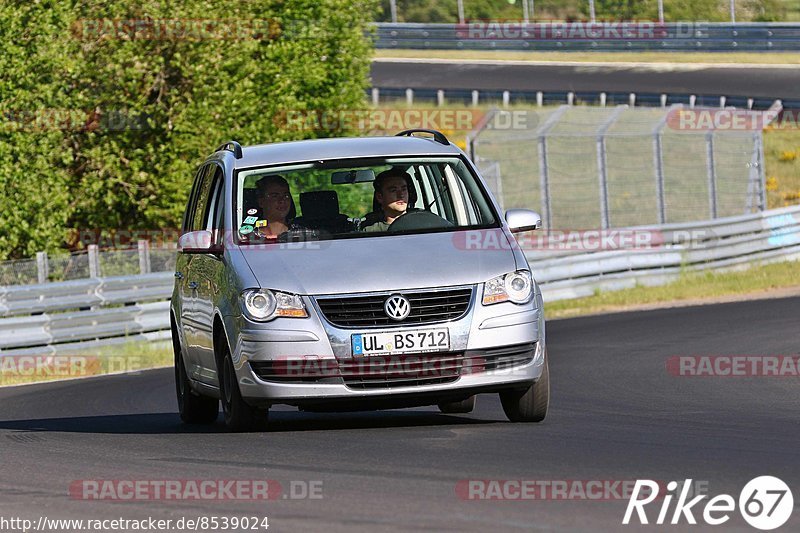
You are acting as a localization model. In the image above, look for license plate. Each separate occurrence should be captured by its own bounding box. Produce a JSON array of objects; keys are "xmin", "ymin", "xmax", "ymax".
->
[{"xmin": 352, "ymin": 328, "xmax": 450, "ymax": 356}]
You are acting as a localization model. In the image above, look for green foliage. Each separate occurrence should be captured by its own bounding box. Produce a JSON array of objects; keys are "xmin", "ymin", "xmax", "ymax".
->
[{"xmin": 0, "ymin": 0, "xmax": 376, "ymax": 259}]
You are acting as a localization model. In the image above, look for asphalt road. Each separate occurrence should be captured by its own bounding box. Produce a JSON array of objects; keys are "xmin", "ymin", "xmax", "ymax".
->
[
  {"xmin": 371, "ymin": 59, "xmax": 800, "ymax": 100},
  {"xmin": 1, "ymin": 296, "xmax": 799, "ymax": 532}
]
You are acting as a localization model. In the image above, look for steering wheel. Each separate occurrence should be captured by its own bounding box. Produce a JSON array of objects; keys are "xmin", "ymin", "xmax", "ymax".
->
[{"xmin": 388, "ymin": 210, "xmax": 454, "ymax": 232}]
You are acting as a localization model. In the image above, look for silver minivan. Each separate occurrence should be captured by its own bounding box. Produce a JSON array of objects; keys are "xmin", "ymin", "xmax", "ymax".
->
[{"xmin": 171, "ymin": 130, "xmax": 549, "ymax": 431}]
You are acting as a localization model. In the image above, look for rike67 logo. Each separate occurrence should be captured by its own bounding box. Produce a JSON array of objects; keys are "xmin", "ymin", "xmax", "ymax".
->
[{"xmin": 623, "ymin": 477, "xmax": 793, "ymax": 530}]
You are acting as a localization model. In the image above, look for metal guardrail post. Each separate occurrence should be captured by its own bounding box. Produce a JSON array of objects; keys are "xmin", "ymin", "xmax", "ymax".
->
[
  {"xmin": 138, "ymin": 240, "xmax": 151, "ymax": 274},
  {"xmin": 371, "ymin": 88, "xmax": 379, "ymax": 106},
  {"xmin": 405, "ymin": 88, "xmax": 413, "ymax": 107},
  {"xmin": 36, "ymin": 252, "xmax": 49, "ymax": 284},
  {"xmin": 88, "ymin": 244, "xmax": 100, "ymax": 278},
  {"xmin": 706, "ymin": 132, "xmax": 719, "ymax": 219}
]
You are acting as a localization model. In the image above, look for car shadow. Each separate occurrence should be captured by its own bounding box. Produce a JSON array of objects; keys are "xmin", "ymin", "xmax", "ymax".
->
[{"xmin": 0, "ymin": 409, "xmax": 502, "ymax": 435}]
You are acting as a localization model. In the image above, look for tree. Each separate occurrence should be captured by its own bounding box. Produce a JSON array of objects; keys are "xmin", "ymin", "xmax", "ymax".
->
[{"xmin": 0, "ymin": 0, "xmax": 377, "ymax": 259}]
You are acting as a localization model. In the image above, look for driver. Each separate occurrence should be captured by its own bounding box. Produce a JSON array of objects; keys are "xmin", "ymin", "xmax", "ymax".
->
[{"xmin": 361, "ymin": 168, "xmax": 412, "ymax": 232}]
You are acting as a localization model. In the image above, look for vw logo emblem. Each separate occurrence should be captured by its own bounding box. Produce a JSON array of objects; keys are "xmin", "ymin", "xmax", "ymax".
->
[{"xmin": 384, "ymin": 294, "xmax": 411, "ymax": 321}]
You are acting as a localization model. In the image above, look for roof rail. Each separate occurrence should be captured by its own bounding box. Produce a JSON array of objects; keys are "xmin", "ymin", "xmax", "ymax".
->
[
  {"xmin": 395, "ymin": 129, "xmax": 450, "ymax": 146},
  {"xmin": 215, "ymin": 140, "xmax": 243, "ymax": 159}
]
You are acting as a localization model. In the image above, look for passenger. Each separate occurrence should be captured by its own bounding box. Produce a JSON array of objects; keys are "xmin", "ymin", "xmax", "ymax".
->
[
  {"xmin": 254, "ymin": 174, "xmax": 294, "ymax": 238},
  {"xmin": 361, "ymin": 168, "xmax": 413, "ymax": 232}
]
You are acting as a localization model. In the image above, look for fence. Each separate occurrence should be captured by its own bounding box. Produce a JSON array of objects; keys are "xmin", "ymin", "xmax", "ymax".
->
[
  {"xmin": 0, "ymin": 272, "xmax": 173, "ymax": 356},
  {"xmin": 469, "ymin": 104, "xmax": 774, "ymax": 230},
  {"xmin": 374, "ymin": 22, "xmax": 800, "ymax": 52},
  {"xmin": 0, "ymin": 242, "xmax": 176, "ymax": 287},
  {"xmin": 1, "ymin": 206, "xmax": 798, "ymax": 354}
]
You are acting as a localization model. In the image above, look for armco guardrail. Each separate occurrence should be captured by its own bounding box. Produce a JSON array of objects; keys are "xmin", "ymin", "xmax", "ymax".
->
[
  {"xmin": 0, "ymin": 206, "xmax": 798, "ymax": 354},
  {"xmin": 374, "ymin": 22, "xmax": 800, "ymax": 52},
  {"xmin": 0, "ymin": 272, "xmax": 173, "ymax": 356},
  {"xmin": 530, "ymin": 205, "xmax": 800, "ymax": 301}
]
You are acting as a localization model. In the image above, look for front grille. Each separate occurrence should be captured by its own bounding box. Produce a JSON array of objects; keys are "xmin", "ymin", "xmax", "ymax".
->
[
  {"xmin": 341, "ymin": 352, "xmax": 463, "ymax": 389},
  {"xmin": 248, "ymin": 343, "xmax": 535, "ymax": 388},
  {"xmin": 315, "ymin": 286, "xmax": 473, "ymax": 328}
]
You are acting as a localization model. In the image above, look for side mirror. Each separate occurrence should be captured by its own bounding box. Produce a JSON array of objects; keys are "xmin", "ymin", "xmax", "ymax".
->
[
  {"xmin": 505, "ymin": 209, "xmax": 542, "ymax": 233},
  {"xmin": 178, "ymin": 230, "xmax": 223, "ymax": 254}
]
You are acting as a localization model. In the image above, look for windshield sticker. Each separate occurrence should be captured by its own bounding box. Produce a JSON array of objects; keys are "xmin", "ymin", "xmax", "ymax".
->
[
  {"xmin": 247, "ymin": 208, "xmax": 257, "ymax": 215},
  {"xmin": 255, "ymin": 220, "xmax": 268, "ymax": 228},
  {"xmin": 243, "ymin": 216, "xmax": 258, "ymax": 225},
  {"xmin": 239, "ymin": 225, "xmax": 254, "ymax": 235}
]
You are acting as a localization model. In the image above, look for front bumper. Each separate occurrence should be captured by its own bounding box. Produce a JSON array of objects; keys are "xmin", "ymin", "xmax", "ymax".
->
[{"xmin": 230, "ymin": 289, "xmax": 546, "ymax": 407}]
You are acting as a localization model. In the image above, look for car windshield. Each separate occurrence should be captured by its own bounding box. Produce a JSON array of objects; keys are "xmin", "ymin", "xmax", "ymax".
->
[{"xmin": 234, "ymin": 156, "xmax": 498, "ymax": 243}]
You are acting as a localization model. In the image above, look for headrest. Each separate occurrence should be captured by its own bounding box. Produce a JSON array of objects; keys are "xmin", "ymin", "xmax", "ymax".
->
[{"xmin": 300, "ymin": 190, "xmax": 340, "ymax": 219}]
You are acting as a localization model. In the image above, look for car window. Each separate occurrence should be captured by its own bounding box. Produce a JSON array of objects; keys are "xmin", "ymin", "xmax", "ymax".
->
[
  {"xmin": 190, "ymin": 165, "xmax": 215, "ymax": 232},
  {"xmin": 234, "ymin": 157, "xmax": 498, "ymax": 243},
  {"xmin": 183, "ymin": 166, "xmax": 206, "ymax": 232},
  {"xmin": 206, "ymin": 166, "xmax": 224, "ymax": 244}
]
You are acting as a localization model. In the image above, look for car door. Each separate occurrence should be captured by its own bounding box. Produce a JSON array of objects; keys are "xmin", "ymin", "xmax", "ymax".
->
[
  {"xmin": 190, "ymin": 165, "xmax": 226, "ymax": 385},
  {"xmin": 180, "ymin": 164, "xmax": 215, "ymax": 378}
]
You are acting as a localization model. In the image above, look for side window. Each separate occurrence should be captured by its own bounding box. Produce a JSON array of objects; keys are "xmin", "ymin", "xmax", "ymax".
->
[
  {"xmin": 190, "ymin": 165, "xmax": 215, "ymax": 232},
  {"xmin": 182, "ymin": 166, "xmax": 205, "ymax": 232},
  {"xmin": 206, "ymin": 167, "xmax": 225, "ymax": 244}
]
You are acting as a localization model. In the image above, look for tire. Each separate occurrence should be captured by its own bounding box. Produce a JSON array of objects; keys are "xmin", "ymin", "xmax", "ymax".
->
[
  {"xmin": 500, "ymin": 350, "xmax": 550, "ymax": 423},
  {"xmin": 219, "ymin": 343, "xmax": 268, "ymax": 432},
  {"xmin": 438, "ymin": 395, "xmax": 476, "ymax": 414},
  {"xmin": 175, "ymin": 342, "xmax": 219, "ymax": 425}
]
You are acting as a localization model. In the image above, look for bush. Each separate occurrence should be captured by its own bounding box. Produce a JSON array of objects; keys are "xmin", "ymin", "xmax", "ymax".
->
[{"xmin": 0, "ymin": 0, "xmax": 376, "ymax": 260}]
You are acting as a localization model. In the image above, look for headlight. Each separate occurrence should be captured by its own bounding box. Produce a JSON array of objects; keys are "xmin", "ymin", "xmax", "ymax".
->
[
  {"xmin": 482, "ymin": 270, "xmax": 533, "ymax": 305},
  {"xmin": 242, "ymin": 289, "xmax": 307, "ymax": 321}
]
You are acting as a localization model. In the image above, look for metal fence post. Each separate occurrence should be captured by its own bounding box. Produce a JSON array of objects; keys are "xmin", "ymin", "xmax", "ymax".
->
[
  {"xmin": 138, "ymin": 240, "xmax": 151, "ymax": 274},
  {"xmin": 756, "ymin": 132, "xmax": 768, "ymax": 211},
  {"xmin": 36, "ymin": 252, "xmax": 49, "ymax": 284},
  {"xmin": 706, "ymin": 132, "xmax": 718, "ymax": 219},
  {"xmin": 652, "ymin": 107, "xmax": 674, "ymax": 224},
  {"xmin": 371, "ymin": 88, "xmax": 379, "ymax": 106},
  {"xmin": 596, "ymin": 106, "xmax": 627, "ymax": 229},
  {"xmin": 88, "ymin": 244, "xmax": 100, "ymax": 278},
  {"xmin": 535, "ymin": 106, "xmax": 570, "ymax": 229},
  {"xmin": 405, "ymin": 88, "xmax": 413, "ymax": 107}
]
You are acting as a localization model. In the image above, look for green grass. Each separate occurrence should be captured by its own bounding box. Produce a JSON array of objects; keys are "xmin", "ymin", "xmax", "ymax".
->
[
  {"xmin": 0, "ymin": 340, "xmax": 172, "ymax": 386},
  {"xmin": 375, "ymin": 49, "xmax": 800, "ymax": 64},
  {"xmin": 545, "ymin": 259, "xmax": 800, "ymax": 320}
]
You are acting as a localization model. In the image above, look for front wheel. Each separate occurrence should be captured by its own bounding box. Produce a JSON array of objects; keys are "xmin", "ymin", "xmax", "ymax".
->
[
  {"xmin": 175, "ymin": 343, "xmax": 219, "ymax": 424},
  {"xmin": 499, "ymin": 349, "xmax": 550, "ymax": 423},
  {"xmin": 219, "ymin": 344, "xmax": 268, "ymax": 432}
]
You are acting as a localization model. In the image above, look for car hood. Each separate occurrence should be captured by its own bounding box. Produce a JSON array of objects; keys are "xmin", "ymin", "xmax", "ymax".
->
[{"xmin": 239, "ymin": 228, "xmax": 518, "ymax": 295}]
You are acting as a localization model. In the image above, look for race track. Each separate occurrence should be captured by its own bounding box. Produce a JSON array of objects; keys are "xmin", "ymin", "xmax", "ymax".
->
[
  {"xmin": 1, "ymin": 295, "xmax": 798, "ymax": 531},
  {"xmin": 371, "ymin": 58, "xmax": 800, "ymax": 100}
]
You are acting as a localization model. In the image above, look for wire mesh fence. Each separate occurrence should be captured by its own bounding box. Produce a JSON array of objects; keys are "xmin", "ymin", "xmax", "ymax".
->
[
  {"xmin": 470, "ymin": 105, "xmax": 768, "ymax": 230},
  {"xmin": 0, "ymin": 244, "xmax": 177, "ymax": 287}
]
